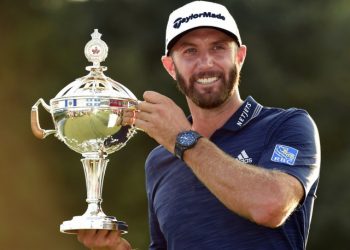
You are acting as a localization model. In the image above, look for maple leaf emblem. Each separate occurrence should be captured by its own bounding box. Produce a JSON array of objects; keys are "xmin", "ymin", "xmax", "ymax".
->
[{"xmin": 92, "ymin": 46, "xmax": 100, "ymax": 54}]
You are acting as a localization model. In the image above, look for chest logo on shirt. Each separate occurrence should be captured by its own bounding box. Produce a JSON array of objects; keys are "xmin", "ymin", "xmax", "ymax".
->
[
  {"xmin": 237, "ymin": 150, "xmax": 253, "ymax": 164},
  {"xmin": 271, "ymin": 144, "xmax": 298, "ymax": 166}
]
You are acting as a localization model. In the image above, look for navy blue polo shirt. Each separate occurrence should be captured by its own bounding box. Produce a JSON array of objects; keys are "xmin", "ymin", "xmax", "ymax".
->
[{"xmin": 145, "ymin": 96, "xmax": 320, "ymax": 250}]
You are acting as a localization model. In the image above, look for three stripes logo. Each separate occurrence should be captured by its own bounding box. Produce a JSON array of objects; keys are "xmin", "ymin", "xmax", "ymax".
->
[{"xmin": 237, "ymin": 150, "xmax": 253, "ymax": 164}]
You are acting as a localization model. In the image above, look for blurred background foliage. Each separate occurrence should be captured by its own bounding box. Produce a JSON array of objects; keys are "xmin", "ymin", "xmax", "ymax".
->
[{"xmin": 0, "ymin": 0, "xmax": 349, "ymax": 249}]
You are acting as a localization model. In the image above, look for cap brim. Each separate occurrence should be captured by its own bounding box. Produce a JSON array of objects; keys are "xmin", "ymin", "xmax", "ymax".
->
[{"xmin": 166, "ymin": 26, "xmax": 240, "ymax": 55}]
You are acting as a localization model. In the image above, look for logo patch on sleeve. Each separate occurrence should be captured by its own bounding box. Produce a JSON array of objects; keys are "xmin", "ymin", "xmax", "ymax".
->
[{"xmin": 271, "ymin": 144, "xmax": 298, "ymax": 166}]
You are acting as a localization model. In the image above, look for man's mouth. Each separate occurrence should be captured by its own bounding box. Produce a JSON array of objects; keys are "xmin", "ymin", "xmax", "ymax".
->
[{"xmin": 196, "ymin": 76, "xmax": 219, "ymax": 85}]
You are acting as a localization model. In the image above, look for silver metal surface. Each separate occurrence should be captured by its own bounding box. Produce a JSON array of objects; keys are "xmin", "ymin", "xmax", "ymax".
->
[
  {"xmin": 60, "ymin": 215, "xmax": 128, "ymax": 234},
  {"xmin": 31, "ymin": 29, "xmax": 138, "ymax": 234},
  {"xmin": 60, "ymin": 156, "xmax": 128, "ymax": 234}
]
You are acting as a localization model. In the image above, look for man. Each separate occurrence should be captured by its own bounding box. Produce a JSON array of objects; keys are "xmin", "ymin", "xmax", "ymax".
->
[{"xmin": 78, "ymin": 1, "xmax": 321, "ymax": 249}]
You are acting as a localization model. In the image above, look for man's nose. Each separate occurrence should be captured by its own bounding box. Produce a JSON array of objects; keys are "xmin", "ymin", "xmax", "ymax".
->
[{"xmin": 198, "ymin": 52, "xmax": 214, "ymax": 68}]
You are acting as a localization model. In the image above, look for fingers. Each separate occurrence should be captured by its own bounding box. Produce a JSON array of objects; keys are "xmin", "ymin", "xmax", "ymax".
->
[
  {"xmin": 94, "ymin": 230, "xmax": 113, "ymax": 247},
  {"xmin": 122, "ymin": 102, "xmax": 154, "ymax": 127},
  {"xmin": 130, "ymin": 109, "xmax": 136, "ymax": 126},
  {"xmin": 78, "ymin": 229, "xmax": 100, "ymax": 248},
  {"xmin": 143, "ymin": 90, "xmax": 172, "ymax": 105},
  {"xmin": 143, "ymin": 90, "xmax": 161, "ymax": 103},
  {"xmin": 122, "ymin": 110, "xmax": 149, "ymax": 132},
  {"xmin": 77, "ymin": 230, "xmax": 108, "ymax": 247},
  {"xmin": 77, "ymin": 229, "xmax": 131, "ymax": 249},
  {"xmin": 122, "ymin": 109, "xmax": 139, "ymax": 127},
  {"xmin": 137, "ymin": 100, "xmax": 157, "ymax": 113}
]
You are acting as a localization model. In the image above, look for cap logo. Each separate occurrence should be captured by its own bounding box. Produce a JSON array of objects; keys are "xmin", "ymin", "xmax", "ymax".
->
[{"xmin": 173, "ymin": 12, "xmax": 225, "ymax": 29}]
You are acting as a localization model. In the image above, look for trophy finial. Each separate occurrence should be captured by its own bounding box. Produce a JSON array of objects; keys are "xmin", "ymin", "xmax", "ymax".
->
[{"xmin": 84, "ymin": 29, "xmax": 108, "ymax": 67}]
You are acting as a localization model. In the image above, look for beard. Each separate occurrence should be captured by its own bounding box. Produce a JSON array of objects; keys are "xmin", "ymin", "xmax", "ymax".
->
[{"xmin": 174, "ymin": 64, "xmax": 239, "ymax": 109}]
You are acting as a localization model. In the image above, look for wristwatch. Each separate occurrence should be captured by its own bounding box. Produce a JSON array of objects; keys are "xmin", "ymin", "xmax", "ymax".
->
[{"xmin": 174, "ymin": 130, "xmax": 202, "ymax": 160}]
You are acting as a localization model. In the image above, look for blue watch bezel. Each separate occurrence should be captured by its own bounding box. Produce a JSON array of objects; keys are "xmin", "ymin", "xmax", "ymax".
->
[{"xmin": 174, "ymin": 130, "xmax": 202, "ymax": 160}]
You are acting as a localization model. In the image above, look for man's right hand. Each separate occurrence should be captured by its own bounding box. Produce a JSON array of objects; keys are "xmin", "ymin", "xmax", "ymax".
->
[{"xmin": 77, "ymin": 230, "xmax": 132, "ymax": 250}]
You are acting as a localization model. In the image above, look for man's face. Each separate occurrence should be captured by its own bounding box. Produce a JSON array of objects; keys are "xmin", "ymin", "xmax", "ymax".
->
[{"xmin": 170, "ymin": 28, "xmax": 241, "ymax": 109}]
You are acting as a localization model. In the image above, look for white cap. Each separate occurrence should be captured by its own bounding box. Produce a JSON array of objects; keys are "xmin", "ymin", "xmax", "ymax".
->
[{"xmin": 165, "ymin": 1, "xmax": 242, "ymax": 55}]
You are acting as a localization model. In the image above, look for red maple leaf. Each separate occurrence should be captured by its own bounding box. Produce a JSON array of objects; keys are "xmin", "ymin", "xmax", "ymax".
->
[{"xmin": 92, "ymin": 46, "xmax": 100, "ymax": 54}]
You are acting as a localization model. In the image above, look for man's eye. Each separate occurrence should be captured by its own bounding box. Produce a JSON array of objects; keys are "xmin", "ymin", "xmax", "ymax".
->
[
  {"xmin": 213, "ymin": 45, "xmax": 225, "ymax": 50},
  {"xmin": 184, "ymin": 48, "xmax": 197, "ymax": 54}
]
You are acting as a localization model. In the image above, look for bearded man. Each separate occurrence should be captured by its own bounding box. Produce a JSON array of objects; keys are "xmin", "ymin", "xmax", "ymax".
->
[{"xmin": 78, "ymin": 1, "xmax": 321, "ymax": 250}]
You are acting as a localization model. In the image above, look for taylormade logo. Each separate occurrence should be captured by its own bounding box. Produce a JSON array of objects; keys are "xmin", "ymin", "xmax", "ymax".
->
[{"xmin": 173, "ymin": 12, "xmax": 225, "ymax": 29}]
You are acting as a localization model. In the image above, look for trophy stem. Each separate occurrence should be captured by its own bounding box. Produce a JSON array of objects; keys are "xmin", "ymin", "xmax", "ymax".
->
[
  {"xmin": 81, "ymin": 155, "xmax": 108, "ymax": 217},
  {"xmin": 60, "ymin": 153, "xmax": 128, "ymax": 234}
]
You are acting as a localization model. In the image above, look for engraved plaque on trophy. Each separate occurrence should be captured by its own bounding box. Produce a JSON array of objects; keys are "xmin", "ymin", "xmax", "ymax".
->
[{"xmin": 31, "ymin": 29, "xmax": 138, "ymax": 234}]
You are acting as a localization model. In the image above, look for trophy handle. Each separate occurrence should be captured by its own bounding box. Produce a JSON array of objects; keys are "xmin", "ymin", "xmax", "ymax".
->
[{"xmin": 31, "ymin": 98, "xmax": 56, "ymax": 139}]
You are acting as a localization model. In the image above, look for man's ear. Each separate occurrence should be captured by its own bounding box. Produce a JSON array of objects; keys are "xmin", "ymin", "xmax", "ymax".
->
[
  {"xmin": 161, "ymin": 55, "xmax": 177, "ymax": 80},
  {"xmin": 236, "ymin": 45, "xmax": 247, "ymax": 70}
]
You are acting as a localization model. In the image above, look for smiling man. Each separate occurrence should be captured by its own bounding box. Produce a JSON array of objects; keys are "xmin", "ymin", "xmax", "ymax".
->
[{"xmin": 78, "ymin": 1, "xmax": 321, "ymax": 250}]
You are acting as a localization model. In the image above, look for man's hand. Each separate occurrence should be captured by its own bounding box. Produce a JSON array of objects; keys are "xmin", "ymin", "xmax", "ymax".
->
[
  {"xmin": 77, "ymin": 230, "xmax": 131, "ymax": 250},
  {"xmin": 123, "ymin": 91, "xmax": 192, "ymax": 153}
]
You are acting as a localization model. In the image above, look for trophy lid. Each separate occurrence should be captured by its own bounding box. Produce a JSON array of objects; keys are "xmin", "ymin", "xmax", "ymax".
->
[{"xmin": 53, "ymin": 29, "xmax": 137, "ymax": 102}]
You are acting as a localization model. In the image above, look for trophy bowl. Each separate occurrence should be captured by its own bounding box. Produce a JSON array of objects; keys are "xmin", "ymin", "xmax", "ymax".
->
[
  {"xmin": 31, "ymin": 29, "xmax": 138, "ymax": 234},
  {"xmin": 49, "ymin": 67, "xmax": 138, "ymax": 156}
]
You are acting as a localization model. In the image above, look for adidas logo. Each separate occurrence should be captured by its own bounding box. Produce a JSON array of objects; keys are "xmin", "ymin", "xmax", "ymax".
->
[{"xmin": 237, "ymin": 150, "xmax": 253, "ymax": 164}]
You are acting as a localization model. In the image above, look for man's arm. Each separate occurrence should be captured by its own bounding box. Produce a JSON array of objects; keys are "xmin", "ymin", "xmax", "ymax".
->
[
  {"xmin": 125, "ymin": 91, "xmax": 304, "ymax": 228},
  {"xmin": 183, "ymin": 137, "xmax": 303, "ymax": 228}
]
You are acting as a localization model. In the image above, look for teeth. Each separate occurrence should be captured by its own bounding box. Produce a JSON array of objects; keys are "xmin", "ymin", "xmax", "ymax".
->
[{"xmin": 196, "ymin": 77, "xmax": 218, "ymax": 84}]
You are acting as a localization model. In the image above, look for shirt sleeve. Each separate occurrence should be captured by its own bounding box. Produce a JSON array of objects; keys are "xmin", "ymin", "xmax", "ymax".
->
[{"xmin": 257, "ymin": 109, "xmax": 321, "ymax": 204}]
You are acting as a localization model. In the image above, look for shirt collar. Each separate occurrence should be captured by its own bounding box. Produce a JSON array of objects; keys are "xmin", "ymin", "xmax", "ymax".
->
[
  {"xmin": 187, "ymin": 96, "xmax": 262, "ymax": 132},
  {"xmin": 221, "ymin": 96, "xmax": 263, "ymax": 132}
]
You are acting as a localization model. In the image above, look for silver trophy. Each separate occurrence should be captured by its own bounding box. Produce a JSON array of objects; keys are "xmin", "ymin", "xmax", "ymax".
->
[{"xmin": 31, "ymin": 29, "xmax": 138, "ymax": 234}]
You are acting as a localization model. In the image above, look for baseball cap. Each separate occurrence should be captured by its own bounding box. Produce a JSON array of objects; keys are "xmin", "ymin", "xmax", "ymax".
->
[{"xmin": 165, "ymin": 1, "xmax": 242, "ymax": 55}]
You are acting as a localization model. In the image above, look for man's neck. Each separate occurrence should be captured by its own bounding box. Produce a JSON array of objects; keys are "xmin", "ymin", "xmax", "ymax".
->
[{"xmin": 188, "ymin": 92, "xmax": 243, "ymax": 138}]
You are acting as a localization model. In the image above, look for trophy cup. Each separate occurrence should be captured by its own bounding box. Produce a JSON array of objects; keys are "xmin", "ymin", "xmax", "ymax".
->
[{"xmin": 31, "ymin": 29, "xmax": 138, "ymax": 234}]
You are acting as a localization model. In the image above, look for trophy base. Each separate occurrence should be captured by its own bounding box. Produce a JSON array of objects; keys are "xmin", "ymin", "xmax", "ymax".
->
[{"xmin": 60, "ymin": 215, "xmax": 128, "ymax": 234}]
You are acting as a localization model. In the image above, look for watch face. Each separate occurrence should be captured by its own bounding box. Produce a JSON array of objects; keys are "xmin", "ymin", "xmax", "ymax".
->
[
  {"xmin": 175, "ymin": 130, "xmax": 202, "ymax": 160},
  {"xmin": 178, "ymin": 131, "xmax": 198, "ymax": 146}
]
